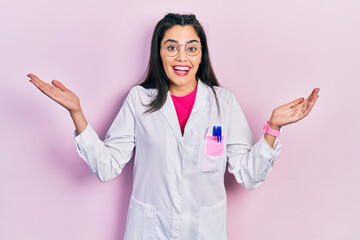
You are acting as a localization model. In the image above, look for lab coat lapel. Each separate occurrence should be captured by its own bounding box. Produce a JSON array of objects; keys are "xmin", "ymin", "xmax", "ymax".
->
[
  {"xmin": 159, "ymin": 91, "xmax": 182, "ymax": 141},
  {"xmin": 158, "ymin": 80, "xmax": 213, "ymax": 140}
]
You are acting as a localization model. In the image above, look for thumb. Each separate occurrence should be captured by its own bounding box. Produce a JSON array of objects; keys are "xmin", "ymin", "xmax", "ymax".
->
[
  {"xmin": 288, "ymin": 97, "xmax": 304, "ymax": 108},
  {"xmin": 52, "ymin": 80, "xmax": 67, "ymax": 91}
]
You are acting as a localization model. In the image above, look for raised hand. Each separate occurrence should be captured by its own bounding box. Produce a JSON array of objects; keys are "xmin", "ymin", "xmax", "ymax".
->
[
  {"xmin": 28, "ymin": 73, "xmax": 88, "ymax": 134},
  {"xmin": 269, "ymin": 88, "xmax": 320, "ymax": 130},
  {"xmin": 28, "ymin": 73, "xmax": 81, "ymax": 113}
]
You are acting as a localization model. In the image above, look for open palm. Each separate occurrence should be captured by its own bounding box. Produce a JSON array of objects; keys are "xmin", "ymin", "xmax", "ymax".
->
[
  {"xmin": 28, "ymin": 73, "xmax": 81, "ymax": 113},
  {"xmin": 269, "ymin": 88, "xmax": 320, "ymax": 128}
]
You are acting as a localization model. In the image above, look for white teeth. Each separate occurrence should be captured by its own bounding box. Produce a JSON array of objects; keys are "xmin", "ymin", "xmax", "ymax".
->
[{"xmin": 173, "ymin": 66, "xmax": 190, "ymax": 71}]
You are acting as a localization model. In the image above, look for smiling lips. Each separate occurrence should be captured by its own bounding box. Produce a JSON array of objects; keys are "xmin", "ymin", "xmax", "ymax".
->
[{"xmin": 172, "ymin": 65, "xmax": 191, "ymax": 76}]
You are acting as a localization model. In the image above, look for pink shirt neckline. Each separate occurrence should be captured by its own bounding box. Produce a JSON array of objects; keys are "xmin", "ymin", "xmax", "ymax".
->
[{"xmin": 170, "ymin": 88, "xmax": 197, "ymax": 135}]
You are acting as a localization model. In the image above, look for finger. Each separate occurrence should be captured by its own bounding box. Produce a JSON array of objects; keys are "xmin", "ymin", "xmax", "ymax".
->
[
  {"xmin": 52, "ymin": 80, "xmax": 67, "ymax": 92},
  {"xmin": 27, "ymin": 73, "xmax": 42, "ymax": 82},
  {"xmin": 28, "ymin": 73, "xmax": 47, "ymax": 88},
  {"xmin": 28, "ymin": 74, "xmax": 56, "ymax": 97},
  {"xmin": 303, "ymin": 93, "xmax": 318, "ymax": 109},
  {"xmin": 300, "ymin": 94, "xmax": 319, "ymax": 116},
  {"xmin": 306, "ymin": 88, "xmax": 320, "ymax": 100},
  {"xmin": 310, "ymin": 89, "xmax": 320, "ymax": 103},
  {"xmin": 29, "ymin": 78, "xmax": 48, "ymax": 90},
  {"xmin": 27, "ymin": 73, "xmax": 39, "ymax": 79},
  {"xmin": 288, "ymin": 97, "xmax": 304, "ymax": 108},
  {"xmin": 291, "ymin": 89, "xmax": 319, "ymax": 122},
  {"xmin": 299, "ymin": 88, "xmax": 320, "ymax": 107},
  {"xmin": 306, "ymin": 94, "xmax": 319, "ymax": 111}
]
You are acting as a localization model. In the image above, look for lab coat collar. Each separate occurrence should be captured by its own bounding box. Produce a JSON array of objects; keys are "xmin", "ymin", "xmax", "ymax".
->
[{"xmin": 159, "ymin": 79, "xmax": 213, "ymax": 141}]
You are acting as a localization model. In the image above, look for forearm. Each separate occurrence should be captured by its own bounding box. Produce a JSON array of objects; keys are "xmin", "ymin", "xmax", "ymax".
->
[
  {"xmin": 69, "ymin": 109, "xmax": 88, "ymax": 135},
  {"xmin": 263, "ymin": 121, "xmax": 280, "ymax": 149},
  {"xmin": 227, "ymin": 135, "xmax": 281, "ymax": 190}
]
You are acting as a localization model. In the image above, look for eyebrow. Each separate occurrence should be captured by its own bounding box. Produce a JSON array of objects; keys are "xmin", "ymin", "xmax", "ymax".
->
[{"xmin": 163, "ymin": 39, "xmax": 200, "ymax": 44}]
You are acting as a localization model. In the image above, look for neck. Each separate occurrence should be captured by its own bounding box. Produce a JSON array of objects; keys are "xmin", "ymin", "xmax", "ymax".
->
[{"xmin": 169, "ymin": 80, "xmax": 198, "ymax": 97}]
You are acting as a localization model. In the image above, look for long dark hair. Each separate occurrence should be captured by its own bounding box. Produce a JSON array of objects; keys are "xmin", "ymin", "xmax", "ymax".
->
[{"xmin": 140, "ymin": 13, "xmax": 220, "ymax": 113}]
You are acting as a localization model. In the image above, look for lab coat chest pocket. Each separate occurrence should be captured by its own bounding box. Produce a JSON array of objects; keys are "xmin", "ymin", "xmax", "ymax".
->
[
  {"xmin": 198, "ymin": 135, "xmax": 225, "ymax": 173},
  {"xmin": 124, "ymin": 196, "xmax": 157, "ymax": 239}
]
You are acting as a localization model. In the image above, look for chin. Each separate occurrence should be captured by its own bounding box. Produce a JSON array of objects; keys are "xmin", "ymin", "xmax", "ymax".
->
[{"xmin": 171, "ymin": 78, "xmax": 197, "ymax": 89}]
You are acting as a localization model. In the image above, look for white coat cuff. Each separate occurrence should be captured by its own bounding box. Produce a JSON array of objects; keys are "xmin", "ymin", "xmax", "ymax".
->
[
  {"xmin": 72, "ymin": 124, "xmax": 94, "ymax": 143},
  {"xmin": 72, "ymin": 124, "xmax": 98, "ymax": 173},
  {"xmin": 257, "ymin": 135, "xmax": 282, "ymax": 159}
]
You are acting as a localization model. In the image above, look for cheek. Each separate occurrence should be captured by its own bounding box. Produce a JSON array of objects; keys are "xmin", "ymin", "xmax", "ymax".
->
[
  {"xmin": 160, "ymin": 54, "xmax": 174, "ymax": 79},
  {"xmin": 195, "ymin": 55, "xmax": 202, "ymax": 67},
  {"xmin": 160, "ymin": 54, "xmax": 172, "ymax": 69},
  {"xmin": 193, "ymin": 58, "xmax": 202, "ymax": 71},
  {"xmin": 160, "ymin": 51, "xmax": 166, "ymax": 64}
]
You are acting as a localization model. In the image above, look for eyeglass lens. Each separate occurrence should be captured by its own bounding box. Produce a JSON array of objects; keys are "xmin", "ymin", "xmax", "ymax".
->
[{"xmin": 163, "ymin": 42, "xmax": 201, "ymax": 57}]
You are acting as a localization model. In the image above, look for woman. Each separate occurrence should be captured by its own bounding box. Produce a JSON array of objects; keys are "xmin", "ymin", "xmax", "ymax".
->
[{"xmin": 29, "ymin": 13, "xmax": 319, "ymax": 240}]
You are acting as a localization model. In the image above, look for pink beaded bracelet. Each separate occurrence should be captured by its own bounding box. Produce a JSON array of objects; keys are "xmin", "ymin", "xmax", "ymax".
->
[{"xmin": 263, "ymin": 122, "xmax": 282, "ymax": 137}]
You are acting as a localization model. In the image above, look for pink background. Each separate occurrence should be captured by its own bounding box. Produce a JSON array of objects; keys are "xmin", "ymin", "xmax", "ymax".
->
[{"xmin": 1, "ymin": 0, "xmax": 359, "ymax": 239}]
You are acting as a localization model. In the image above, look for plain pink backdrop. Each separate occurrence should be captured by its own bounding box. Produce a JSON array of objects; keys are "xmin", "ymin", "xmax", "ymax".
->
[{"xmin": 1, "ymin": 0, "xmax": 359, "ymax": 239}]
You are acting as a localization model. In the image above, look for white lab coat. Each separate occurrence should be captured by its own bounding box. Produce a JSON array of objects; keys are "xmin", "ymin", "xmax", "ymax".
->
[{"xmin": 73, "ymin": 79, "xmax": 281, "ymax": 240}]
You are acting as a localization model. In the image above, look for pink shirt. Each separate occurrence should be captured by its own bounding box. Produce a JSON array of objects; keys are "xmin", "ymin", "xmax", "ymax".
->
[{"xmin": 171, "ymin": 88, "xmax": 197, "ymax": 135}]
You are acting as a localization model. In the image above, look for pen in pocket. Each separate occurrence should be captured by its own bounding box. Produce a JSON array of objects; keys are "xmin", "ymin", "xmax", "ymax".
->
[{"xmin": 212, "ymin": 126, "xmax": 222, "ymax": 143}]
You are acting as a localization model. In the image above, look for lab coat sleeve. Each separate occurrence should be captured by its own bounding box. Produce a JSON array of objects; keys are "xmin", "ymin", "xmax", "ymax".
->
[
  {"xmin": 226, "ymin": 93, "xmax": 281, "ymax": 190},
  {"xmin": 72, "ymin": 88, "xmax": 136, "ymax": 183}
]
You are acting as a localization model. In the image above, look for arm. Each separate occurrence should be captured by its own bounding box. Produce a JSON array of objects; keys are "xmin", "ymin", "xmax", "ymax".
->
[
  {"xmin": 28, "ymin": 73, "xmax": 135, "ymax": 182},
  {"xmin": 226, "ymin": 89, "xmax": 319, "ymax": 189},
  {"xmin": 28, "ymin": 73, "xmax": 88, "ymax": 134},
  {"xmin": 226, "ymin": 94, "xmax": 281, "ymax": 190},
  {"xmin": 72, "ymin": 93, "xmax": 136, "ymax": 182}
]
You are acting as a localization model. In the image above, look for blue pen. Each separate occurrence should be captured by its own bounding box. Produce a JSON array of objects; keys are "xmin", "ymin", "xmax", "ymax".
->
[
  {"xmin": 213, "ymin": 126, "xmax": 217, "ymax": 137},
  {"xmin": 216, "ymin": 126, "xmax": 220, "ymax": 143},
  {"xmin": 218, "ymin": 126, "xmax": 222, "ymax": 143}
]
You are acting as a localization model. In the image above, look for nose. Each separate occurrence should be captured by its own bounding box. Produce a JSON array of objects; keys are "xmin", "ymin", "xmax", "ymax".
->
[{"xmin": 175, "ymin": 45, "xmax": 188, "ymax": 62}]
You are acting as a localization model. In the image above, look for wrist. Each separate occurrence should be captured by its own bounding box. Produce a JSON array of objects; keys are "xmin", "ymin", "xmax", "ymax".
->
[
  {"xmin": 268, "ymin": 122, "xmax": 281, "ymax": 131},
  {"xmin": 263, "ymin": 121, "xmax": 282, "ymax": 137},
  {"xmin": 268, "ymin": 119, "xmax": 281, "ymax": 131},
  {"xmin": 69, "ymin": 108, "xmax": 83, "ymax": 117},
  {"xmin": 69, "ymin": 109, "xmax": 88, "ymax": 135}
]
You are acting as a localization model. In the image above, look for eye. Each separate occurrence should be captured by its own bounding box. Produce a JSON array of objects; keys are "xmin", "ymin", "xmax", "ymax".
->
[
  {"xmin": 188, "ymin": 46, "xmax": 197, "ymax": 52},
  {"xmin": 166, "ymin": 44, "xmax": 178, "ymax": 52}
]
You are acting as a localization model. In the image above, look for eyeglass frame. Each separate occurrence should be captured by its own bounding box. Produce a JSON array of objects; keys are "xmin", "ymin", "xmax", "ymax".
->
[{"xmin": 161, "ymin": 40, "xmax": 202, "ymax": 57}]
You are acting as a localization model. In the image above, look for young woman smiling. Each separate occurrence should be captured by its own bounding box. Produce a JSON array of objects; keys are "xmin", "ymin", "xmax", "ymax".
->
[{"xmin": 29, "ymin": 13, "xmax": 319, "ymax": 240}]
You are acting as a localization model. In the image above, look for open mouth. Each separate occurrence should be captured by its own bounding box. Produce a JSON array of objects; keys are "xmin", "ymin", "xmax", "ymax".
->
[{"xmin": 172, "ymin": 65, "xmax": 191, "ymax": 76}]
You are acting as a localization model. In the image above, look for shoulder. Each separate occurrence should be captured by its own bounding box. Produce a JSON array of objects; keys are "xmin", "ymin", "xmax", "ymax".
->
[
  {"xmin": 212, "ymin": 85, "xmax": 237, "ymax": 103},
  {"xmin": 125, "ymin": 85, "xmax": 157, "ymax": 110},
  {"xmin": 127, "ymin": 85, "xmax": 156, "ymax": 99}
]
